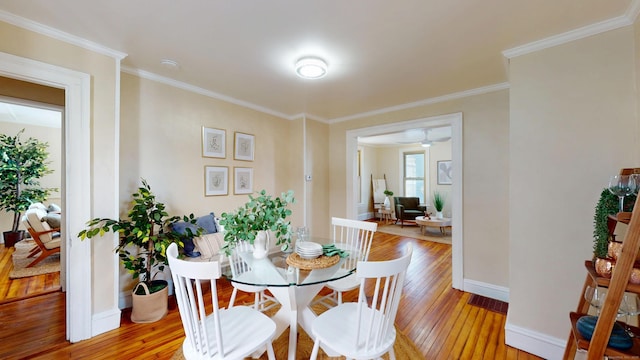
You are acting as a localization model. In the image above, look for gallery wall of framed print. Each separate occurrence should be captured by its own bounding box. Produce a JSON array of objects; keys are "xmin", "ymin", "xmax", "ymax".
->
[
  {"xmin": 202, "ymin": 127, "xmax": 226, "ymax": 158},
  {"xmin": 234, "ymin": 167, "xmax": 253, "ymax": 194},
  {"xmin": 234, "ymin": 132, "xmax": 255, "ymax": 161},
  {"xmin": 437, "ymin": 160, "xmax": 452, "ymax": 185},
  {"xmin": 205, "ymin": 166, "xmax": 228, "ymax": 196}
]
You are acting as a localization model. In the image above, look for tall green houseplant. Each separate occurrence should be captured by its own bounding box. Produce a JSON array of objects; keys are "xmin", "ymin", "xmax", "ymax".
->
[
  {"xmin": 0, "ymin": 129, "xmax": 55, "ymax": 245},
  {"xmin": 78, "ymin": 179, "xmax": 197, "ymax": 288}
]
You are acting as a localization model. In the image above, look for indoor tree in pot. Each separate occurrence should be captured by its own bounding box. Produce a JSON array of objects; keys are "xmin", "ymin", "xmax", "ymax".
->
[
  {"xmin": 78, "ymin": 179, "xmax": 199, "ymax": 323},
  {"xmin": 219, "ymin": 189, "xmax": 295, "ymax": 258},
  {"xmin": 433, "ymin": 191, "xmax": 445, "ymax": 219},
  {"xmin": 0, "ymin": 129, "xmax": 55, "ymax": 247}
]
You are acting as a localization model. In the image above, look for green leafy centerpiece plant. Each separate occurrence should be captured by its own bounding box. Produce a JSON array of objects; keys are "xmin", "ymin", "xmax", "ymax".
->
[
  {"xmin": 219, "ymin": 189, "xmax": 295, "ymax": 257},
  {"xmin": 78, "ymin": 179, "xmax": 198, "ymax": 323},
  {"xmin": 0, "ymin": 129, "xmax": 56, "ymax": 247}
]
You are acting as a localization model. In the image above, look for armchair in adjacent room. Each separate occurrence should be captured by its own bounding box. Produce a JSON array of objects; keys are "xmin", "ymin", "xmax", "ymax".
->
[{"xmin": 394, "ymin": 197, "xmax": 427, "ymax": 227}]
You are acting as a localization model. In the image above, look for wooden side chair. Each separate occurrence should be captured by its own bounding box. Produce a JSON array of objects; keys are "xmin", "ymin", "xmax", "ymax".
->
[{"xmin": 21, "ymin": 207, "xmax": 61, "ymax": 268}]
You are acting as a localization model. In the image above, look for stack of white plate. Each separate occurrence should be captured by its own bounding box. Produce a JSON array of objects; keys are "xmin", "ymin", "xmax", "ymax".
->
[{"xmin": 295, "ymin": 241, "xmax": 323, "ymax": 259}]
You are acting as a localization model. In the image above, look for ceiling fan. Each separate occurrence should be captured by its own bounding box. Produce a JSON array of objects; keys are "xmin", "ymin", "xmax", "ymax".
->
[{"xmin": 398, "ymin": 128, "xmax": 451, "ymax": 147}]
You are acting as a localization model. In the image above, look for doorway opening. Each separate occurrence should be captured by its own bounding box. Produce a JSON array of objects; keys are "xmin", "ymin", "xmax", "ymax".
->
[
  {"xmin": 345, "ymin": 112, "xmax": 464, "ymax": 289},
  {"xmin": 0, "ymin": 51, "xmax": 92, "ymax": 342},
  {"xmin": 0, "ymin": 98, "xmax": 63, "ymax": 300}
]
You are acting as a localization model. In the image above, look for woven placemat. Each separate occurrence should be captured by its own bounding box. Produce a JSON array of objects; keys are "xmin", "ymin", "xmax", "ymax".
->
[{"xmin": 286, "ymin": 253, "xmax": 340, "ymax": 270}]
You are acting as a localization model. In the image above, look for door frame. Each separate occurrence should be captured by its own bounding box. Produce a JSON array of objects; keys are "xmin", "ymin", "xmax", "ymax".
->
[
  {"xmin": 0, "ymin": 51, "xmax": 92, "ymax": 341},
  {"xmin": 346, "ymin": 112, "xmax": 463, "ymax": 289}
]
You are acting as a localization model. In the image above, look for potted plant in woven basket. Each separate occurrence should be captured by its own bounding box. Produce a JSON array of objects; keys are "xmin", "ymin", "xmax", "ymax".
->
[{"xmin": 78, "ymin": 179, "xmax": 198, "ymax": 323}]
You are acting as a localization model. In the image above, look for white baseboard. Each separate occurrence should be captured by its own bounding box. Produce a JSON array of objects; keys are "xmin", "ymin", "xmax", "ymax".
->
[
  {"xmin": 505, "ymin": 317, "xmax": 566, "ymax": 360},
  {"xmin": 463, "ymin": 278, "xmax": 509, "ymax": 302},
  {"xmin": 358, "ymin": 212, "xmax": 373, "ymax": 221},
  {"xmin": 463, "ymin": 279, "xmax": 564, "ymax": 359},
  {"xmin": 91, "ymin": 308, "xmax": 121, "ymax": 337}
]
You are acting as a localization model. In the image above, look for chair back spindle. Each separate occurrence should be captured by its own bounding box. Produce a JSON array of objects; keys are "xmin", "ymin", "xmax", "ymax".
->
[
  {"xmin": 355, "ymin": 244, "xmax": 411, "ymax": 353},
  {"xmin": 168, "ymin": 243, "xmax": 277, "ymax": 359},
  {"xmin": 310, "ymin": 243, "xmax": 413, "ymax": 359}
]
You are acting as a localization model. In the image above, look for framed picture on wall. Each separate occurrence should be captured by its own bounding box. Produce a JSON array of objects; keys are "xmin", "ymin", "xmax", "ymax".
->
[
  {"xmin": 234, "ymin": 167, "xmax": 253, "ymax": 194},
  {"xmin": 202, "ymin": 127, "xmax": 226, "ymax": 158},
  {"xmin": 437, "ymin": 160, "xmax": 452, "ymax": 185},
  {"xmin": 204, "ymin": 166, "xmax": 228, "ymax": 196},
  {"xmin": 234, "ymin": 132, "xmax": 255, "ymax": 161}
]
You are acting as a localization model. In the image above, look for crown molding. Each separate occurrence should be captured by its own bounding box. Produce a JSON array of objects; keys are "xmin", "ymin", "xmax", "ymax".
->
[
  {"xmin": 627, "ymin": 0, "xmax": 640, "ymax": 22},
  {"xmin": 122, "ymin": 64, "xmax": 509, "ymax": 124},
  {"xmin": 0, "ymin": 10, "xmax": 127, "ymax": 60},
  {"xmin": 329, "ymin": 82, "xmax": 510, "ymax": 123},
  {"xmin": 122, "ymin": 66, "xmax": 292, "ymax": 120},
  {"xmin": 503, "ymin": 0, "xmax": 640, "ymax": 59},
  {"xmin": 290, "ymin": 113, "xmax": 329, "ymax": 123}
]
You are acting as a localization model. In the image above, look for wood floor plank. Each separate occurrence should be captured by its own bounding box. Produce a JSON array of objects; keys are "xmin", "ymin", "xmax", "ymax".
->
[{"xmin": 0, "ymin": 228, "xmax": 544, "ymax": 359}]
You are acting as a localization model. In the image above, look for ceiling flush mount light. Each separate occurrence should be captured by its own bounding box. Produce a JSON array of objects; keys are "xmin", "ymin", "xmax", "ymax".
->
[{"xmin": 295, "ymin": 57, "xmax": 328, "ymax": 79}]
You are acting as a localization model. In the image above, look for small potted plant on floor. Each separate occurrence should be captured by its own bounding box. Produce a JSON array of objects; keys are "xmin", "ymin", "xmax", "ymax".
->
[
  {"xmin": 78, "ymin": 179, "xmax": 198, "ymax": 323},
  {"xmin": 433, "ymin": 191, "xmax": 445, "ymax": 219},
  {"xmin": 219, "ymin": 189, "xmax": 295, "ymax": 257},
  {"xmin": 0, "ymin": 129, "xmax": 56, "ymax": 247}
]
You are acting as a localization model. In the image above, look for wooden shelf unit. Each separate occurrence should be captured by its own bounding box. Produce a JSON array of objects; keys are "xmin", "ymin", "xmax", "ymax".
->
[{"xmin": 564, "ymin": 168, "xmax": 640, "ymax": 360}]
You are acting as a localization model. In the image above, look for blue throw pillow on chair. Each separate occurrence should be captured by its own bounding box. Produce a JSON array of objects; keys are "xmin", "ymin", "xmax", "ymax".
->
[{"xmin": 170, "ymin": 213, "xmax": 218, "ymax": 257}]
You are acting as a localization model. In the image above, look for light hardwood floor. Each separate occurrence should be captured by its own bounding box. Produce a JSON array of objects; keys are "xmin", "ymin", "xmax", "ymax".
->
[{"xmin": 0, "ymin": 228, "xmax": 544, "ymax": 359}]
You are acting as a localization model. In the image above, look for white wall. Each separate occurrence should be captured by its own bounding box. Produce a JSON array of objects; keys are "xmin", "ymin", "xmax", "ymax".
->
[
  {"xmin": 507, "ymin": 26, "xmax": 639, "ymax": 358},
  {"xmin": 429, "ymin": 140, "xmax": 452, "ymax": 216}
]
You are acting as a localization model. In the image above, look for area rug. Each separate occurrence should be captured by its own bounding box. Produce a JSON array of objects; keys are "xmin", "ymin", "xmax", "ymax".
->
[
  {"xmin": 170, "ymin": 303, "xmax": 424, "ymax": 359},
  {"xmin": 9, "ymin": 240, "xmax": 60, "ymax": 279},
  {"xmin": 377, "ymin": 222, "xmax": 452, "ymax": 245}
]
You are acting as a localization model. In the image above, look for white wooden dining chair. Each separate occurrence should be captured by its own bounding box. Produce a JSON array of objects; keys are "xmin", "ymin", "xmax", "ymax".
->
[
  {"xmin": 227, "ymin": 240, "xmax": 279, "ymax": 312},
  {"xmin": 167, "ymin": 243, "xmax": 276, "ymax": 360},
  {"xmin": 313, "ymin": 217, "xmax": 377, "ymax": 308},
  {"xmin": 310, "ymin": 243, "xmax": 413, "ymax": 360}
]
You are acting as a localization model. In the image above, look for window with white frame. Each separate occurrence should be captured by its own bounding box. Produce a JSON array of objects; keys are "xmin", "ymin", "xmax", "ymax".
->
[{"xmin": 403, "ymin": 151, "xmax": 425, "ymax": 203}]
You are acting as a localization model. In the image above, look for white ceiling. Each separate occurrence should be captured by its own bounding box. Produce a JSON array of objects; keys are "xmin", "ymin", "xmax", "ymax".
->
[
  {"xmin": 359, "ymin": 126, "xmax": 451, "ymax": 146},
  {"xmin": 0, "ymin": 1, "xmax": 635, "ymax": 121},
  {"xmin": 0, "ymin": 101, "xmax": 61, "ymax": 128}
]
